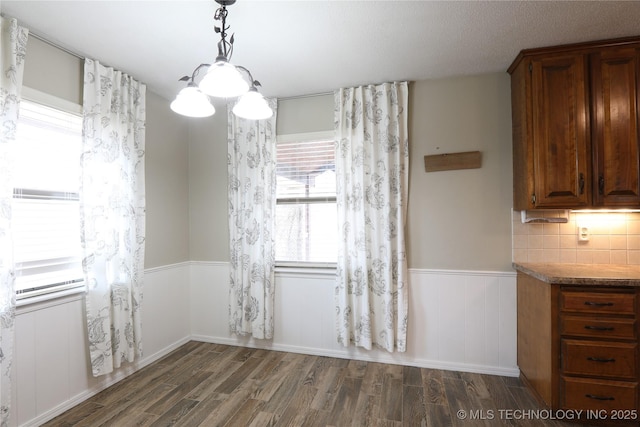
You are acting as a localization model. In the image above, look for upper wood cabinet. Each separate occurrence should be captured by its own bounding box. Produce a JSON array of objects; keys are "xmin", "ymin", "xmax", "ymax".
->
[
  {"xmin": 531, "ymin": 53, "xmax": 590, "ymax": 208},
  {"xmin": 591, "ymin": 47, "xmax": 640, "ymax": 206},
  {"xmin": 510, "ymin": 37, "xmax": 640, "ymax": 210}
]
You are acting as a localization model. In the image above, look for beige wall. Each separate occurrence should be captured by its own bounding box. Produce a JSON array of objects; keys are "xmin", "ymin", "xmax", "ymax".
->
[
  {"xmin": 188, "ymin": 110, "xmax": 229, "ymax": 261},
  {"xmin": 277, "ymin": 94, "xmax": 334, "ymax": 135},
  {"xmin": 408, "ymin": 74, "xmax": 513, "ymax": 270},
  {"xmin": 23, "ymin": 35, "xmax": 514, "ymax": 271},
  {"xmin": 22, "ymin": 37, "xmax": 191, "ymax": 269},
  {"xmin": 187, "ymin": 95, "xmax": 335, "ymax": 261},
  {"xmin": 188, "ymin": 74, "xmax": 514, "ymax": 271},
  {"xmin": 144, "ymin": 92, "xmax": 190, "ymax": 267},
  {"xmin": 23, "ymin": 37, "xmax": 83, "ymax": 105}
]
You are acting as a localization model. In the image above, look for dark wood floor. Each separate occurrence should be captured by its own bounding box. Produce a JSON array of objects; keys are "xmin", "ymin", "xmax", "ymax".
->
[{"xmin": 43, "ymin": 341, "xmax": 594, "ymax": 426}]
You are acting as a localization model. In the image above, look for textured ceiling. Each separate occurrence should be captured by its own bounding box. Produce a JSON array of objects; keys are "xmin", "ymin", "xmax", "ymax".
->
[{"xmin": 3, "ymin": 1, "xmax": 640, "ymax": 101}]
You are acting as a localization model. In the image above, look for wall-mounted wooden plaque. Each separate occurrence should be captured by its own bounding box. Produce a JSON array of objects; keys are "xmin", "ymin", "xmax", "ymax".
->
[{"xmin": 424, "ymin": 151, "xmax": 482, "ymax": 172}]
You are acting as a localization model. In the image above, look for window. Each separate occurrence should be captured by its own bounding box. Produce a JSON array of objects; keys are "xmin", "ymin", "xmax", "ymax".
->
[
  {"xmin": 275, "ymin": 132, "xmax": 337, "ymax": 264},
  {"xmin": 12, "ymin": 97, "xmax": 84, "ymax": 300}
]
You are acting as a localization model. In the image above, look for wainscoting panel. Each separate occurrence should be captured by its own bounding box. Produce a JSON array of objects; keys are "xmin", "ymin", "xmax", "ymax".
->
[
  {"xmin": 142, "ymin": 262, "xmax": 192, "ymax": 354},
  {"xmin": 190, "ymin": 262, "xmax": 519, "ymax": 377},
  {"xmin": 13, "ymin": 295, "xmax": 94, "ymax": 426},
  {"xmin": 189, "ymin": 261, "xmax": 230, "ymax": 340},
  {"xmin": 12, "ymin": 262, "xmax": 191, "ymax": 427},
  {"xmin": 13, "ymin": 261, "xmax": 517, "ymax": 426}
]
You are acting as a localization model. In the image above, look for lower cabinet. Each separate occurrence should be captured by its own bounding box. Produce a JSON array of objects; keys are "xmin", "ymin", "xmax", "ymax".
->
[
  {"xmin": 517, "ymin": 272, "xmax": 640, "ymax": 423},
  {"xmin": 562, "ymin": 377, "xmax": 638, "ymax": 412},
  {"xmin": 562, "ymin": 340, "xmax": 637, "ymax": 380}
]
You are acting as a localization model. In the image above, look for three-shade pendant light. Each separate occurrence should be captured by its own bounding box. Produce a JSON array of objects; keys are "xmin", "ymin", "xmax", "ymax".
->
[{"xmin": 170, "ymin": 0, "xmax": 273, "ymax": 120}]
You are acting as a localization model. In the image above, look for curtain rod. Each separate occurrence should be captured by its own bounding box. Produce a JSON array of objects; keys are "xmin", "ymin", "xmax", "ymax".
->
[
  {"xmin": 278, "ymin": 92, "xmax": 333, "ymax": 101},
  {"xmin": 5, "ymin": 13, "xmax": 331, "ymax": 98},
  {"xmin": 29, "ymin": 31, "xmax": 85, "ymax": 61},
  {"xmin": 28, "ymin": 25, "xmax": 329, "ymax": 100},
  {"xmin": 26, "ymin": 28, "xmax": 142, "ymax": 86},
  {"xmin": 1, "ymin": 13, "xmax": 85, "ymax": 61},
  {"xmin": 7, "ymin": 15, "xmax": 139, "ymax": 83}
]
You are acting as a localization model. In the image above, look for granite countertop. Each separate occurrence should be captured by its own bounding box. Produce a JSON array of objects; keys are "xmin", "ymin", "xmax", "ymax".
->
[{"xmin": 513, "ymin": 262, "xmax": 640, "ymax": 286}]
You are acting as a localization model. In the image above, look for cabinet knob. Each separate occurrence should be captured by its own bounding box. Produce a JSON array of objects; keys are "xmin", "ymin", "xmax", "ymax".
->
[
  {"xmin": 584, "ymin": 325, "xmax": 614, "ymax": 331},
  {"xmin": 586, "ymin": 394, "xmax": 615, "ymax": 401},
  {"xmin": 584, "ymin": 301, "xmax": 614, "ymax": 307},
  {"xmin": 587, "ymin": 356, "xmax": 616, "ymax": 363}
]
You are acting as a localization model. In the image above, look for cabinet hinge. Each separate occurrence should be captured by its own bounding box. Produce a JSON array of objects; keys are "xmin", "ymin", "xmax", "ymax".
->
[
  {"xmin": 531, "ymin": 194, "xmax": 536, "ymax": 204},
  {"xmin": 529, "ymin": 62, "xmax": 533, "ymax": 72}
]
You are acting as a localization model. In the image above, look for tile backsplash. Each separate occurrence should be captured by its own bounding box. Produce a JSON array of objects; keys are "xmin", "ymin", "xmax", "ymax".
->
[{"xmin": 512, "ymin": 210, "xmax": 640, "ymax": 265}]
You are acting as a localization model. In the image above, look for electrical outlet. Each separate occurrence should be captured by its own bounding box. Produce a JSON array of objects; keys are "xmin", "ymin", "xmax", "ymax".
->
[{"xmin": 578, "ymin": 226, "xmax": 589, "ymax": 242}]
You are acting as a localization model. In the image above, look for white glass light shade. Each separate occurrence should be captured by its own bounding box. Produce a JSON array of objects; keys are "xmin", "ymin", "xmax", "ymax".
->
[
  {"xmin": 199, "ymin": 61, "xmax": 249, "ymax": 98},
  {"xmin": 170, "ymin": 86, "xmax": 215, "ymax": 117},
  {"xmin": 232, "ymin": 90, "xmax": 273, "ymax": 120}
]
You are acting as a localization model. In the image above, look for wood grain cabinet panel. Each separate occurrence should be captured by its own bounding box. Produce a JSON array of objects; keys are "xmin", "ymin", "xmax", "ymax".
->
[
  {"xmin": 558, "ymin": 287, "xmax": 639, "ymax": 416},
  {"xmin": 530, "ymin": 54, "xmax": 590, "ymax": 208},
  {"xmin": 560, "ymin": 291, "xmax": 636, "ymax": 315},
  {"xmin": 561, "ymin": 316, "xmax": 636, "ymax": 340},
  {"xmin": 562, "ymin": 339, "xmax": 637, "ymax": 379},
  {"xmin": 510, "ymin": 36, "xmax": 640, "ymax": 209},
  {"xmin": 517, "ymin": 271, "xmax": 640, "ymax": 422},
  {"xmin": 562, "ymin": 377, "xmax": 638, "ymax": 411},
  {"xmin": 591, "ymin": 47, "xmax": 640, "ymax": 206}
]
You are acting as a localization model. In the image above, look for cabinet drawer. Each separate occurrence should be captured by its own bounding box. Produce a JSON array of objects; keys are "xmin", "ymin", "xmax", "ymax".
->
[
  {"xmin": 561, "ymin": 291, "xmax": 636, "ymax": 315},
  {"xmin": 562, "ymin": 376, "xmax": 637, "ymax": 411},
  {"xmin": 561, "ymin": 316, "xmax": 637, "ymax": 340},
  {"xmin": 562, "ymin": 340, "xmax": 637, "ymax": 379}
]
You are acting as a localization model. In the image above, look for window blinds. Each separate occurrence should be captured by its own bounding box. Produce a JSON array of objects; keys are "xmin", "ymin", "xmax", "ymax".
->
[
  {"xmin": 12, "ymin": 100, "xmax": 84, "ymax": 298},
  {"xmin": 275, "ymin": 138, "xmax": 337, "ymax": 263},
  {"xmin": 276, "ymin": 139, "xmax": 336, "ymax": 201}
]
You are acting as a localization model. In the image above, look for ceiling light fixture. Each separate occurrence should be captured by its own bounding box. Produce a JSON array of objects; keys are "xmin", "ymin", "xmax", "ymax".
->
[{"xmin": 170, "ymin": 0, "xmax": 273, "ymax": 120}]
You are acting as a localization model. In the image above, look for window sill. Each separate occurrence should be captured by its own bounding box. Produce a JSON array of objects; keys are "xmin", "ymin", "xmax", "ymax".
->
[{"xmin": 16, "ymin": 285, "xmax": 85, "ymax": 314}]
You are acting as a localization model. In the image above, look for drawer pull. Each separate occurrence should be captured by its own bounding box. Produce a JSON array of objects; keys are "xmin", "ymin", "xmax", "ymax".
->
[
  {"xmin": 584, "ymin": 325, "xmax": 615, "ymax": 331},
  {"xmin": 584, "ymin": 301, "xmax": 614, "ymax": 307},
  {"xmin": 587, "ymin": 357, "xmax": 616, "ymax": 363},
  {"xmin": 586, "ymin": 394, "xmax": 615, "ymax": 401}
]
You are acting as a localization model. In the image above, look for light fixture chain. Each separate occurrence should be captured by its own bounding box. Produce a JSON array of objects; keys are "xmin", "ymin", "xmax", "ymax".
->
[{"xmin": 214, "ymin": 4, "xmax": 233, "ymax": 60}]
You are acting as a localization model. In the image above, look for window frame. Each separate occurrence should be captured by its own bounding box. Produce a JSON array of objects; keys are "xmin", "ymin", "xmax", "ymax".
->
[
  {"xmin": 14, "ymin": 87, "xmax": 85, "ymax": 306},
  {"xmin": 275, "ymin": 131, "xmax": 338, "ymax": 267}
]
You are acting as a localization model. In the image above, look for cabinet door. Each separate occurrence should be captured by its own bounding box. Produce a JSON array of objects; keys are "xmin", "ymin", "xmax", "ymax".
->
[
  {"xmin": 531, "ymin": 54, "xmax": 590, "ymax": 208},
  {"xmin": 592, "ymin": 48, "xmax": 640, "ymax": 206}
]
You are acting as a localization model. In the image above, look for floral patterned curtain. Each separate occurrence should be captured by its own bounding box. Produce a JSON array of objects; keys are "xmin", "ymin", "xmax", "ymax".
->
[
  {"xmin": 81, "ymin": 58, "xmax": 146, "ymax": 376},
  {"xmin": 0, "ymin": 16, "xmax": 28, "ymax": 424},
  {"xmin": 334, "ymin": 81, "xmax": 409, "ymax": 352},
  {"xmin": 227, "ymin": 99, "xmax": 277, "ymax": 339}
]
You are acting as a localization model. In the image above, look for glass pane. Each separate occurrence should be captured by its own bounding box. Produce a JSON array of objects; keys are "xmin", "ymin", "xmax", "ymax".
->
[
  {"xmin": 275, "ymin": 202, "xmax": 337, "ymax": 263},
  {"xmin": 13, "ymin": 100, "xmax": 82, "ymax": 193},
  {"xmin": 12, "ymin": 100, "xmax": 84, "ymax": 297},
  {"xmin": 12, "ymin": 199, "xmax": 81, "ymax": 263},
  {"xmin": 12, "ymin": 198, "xmax": 83, "ymax": 293}
]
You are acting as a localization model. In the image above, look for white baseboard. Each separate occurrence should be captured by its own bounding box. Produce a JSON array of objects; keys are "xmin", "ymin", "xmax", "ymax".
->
[
  {"xmin": 17, "ymin": 261, "xmax": 518, "ymax": 427},
  {"xmin": 19, "ymin": 336, "xmax": 191, "ymax": 427},
  {"xmin": 190, "ymin": 334, "xmax": 520, "ymax": 377},
  {"xmin": 190, "ymin": 262, "xmax": 519, "ymax": 379}
]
